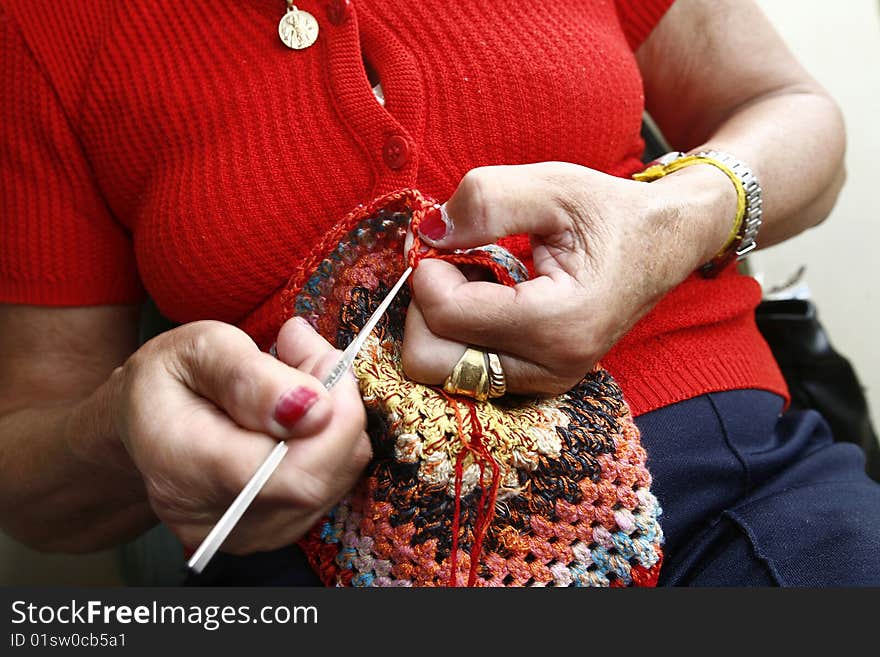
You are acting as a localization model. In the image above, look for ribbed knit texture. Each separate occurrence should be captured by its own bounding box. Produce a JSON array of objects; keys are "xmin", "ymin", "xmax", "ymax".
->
[{"xmin": 0, "ymin": 0, "xmax": 788, "ymax": 416}]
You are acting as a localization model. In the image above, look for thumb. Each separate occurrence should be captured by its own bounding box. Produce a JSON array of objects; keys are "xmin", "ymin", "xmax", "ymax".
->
[
  {"xmin": 417, "ymin": 164, "xmax": 576, "ymax": 249},
  {"xmin": 275, "ymin": 316, "xmax": 347, "ymax": 383},
  {"xmin": 176, "ymin": 321, "xmax": 332, "ymax": 441}
]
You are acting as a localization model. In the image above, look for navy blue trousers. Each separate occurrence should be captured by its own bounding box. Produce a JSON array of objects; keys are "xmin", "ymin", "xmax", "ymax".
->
[
  {"xmin": 190, "ymin": 390, "xmax": 880, "ymax": 586},
  {"xmin": 641, "ymin": 390, "xmax": 880, "ymax": 586}
]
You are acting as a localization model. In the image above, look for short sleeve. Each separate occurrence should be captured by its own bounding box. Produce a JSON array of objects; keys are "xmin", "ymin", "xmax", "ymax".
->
[
  {"xmin": 0, "ymin": 10, "xmax": 143, "ymax": 306},
  {"xmin": 614, "ymin": 0, "xmax": 677, "ymax": 51}
]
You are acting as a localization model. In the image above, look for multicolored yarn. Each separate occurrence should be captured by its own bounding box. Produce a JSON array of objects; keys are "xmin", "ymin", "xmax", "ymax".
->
[{"xmin": 284, "ymin": 189, "xmax": 664, "ymax": 587}]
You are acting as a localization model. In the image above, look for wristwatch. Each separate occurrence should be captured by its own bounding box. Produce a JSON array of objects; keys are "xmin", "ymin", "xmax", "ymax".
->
[{"xmin": 637, "ymin": 150, "xmax": 763, "ymax": 277}]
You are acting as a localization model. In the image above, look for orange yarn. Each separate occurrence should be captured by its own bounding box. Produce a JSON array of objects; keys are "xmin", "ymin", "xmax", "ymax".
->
[{"xmin": 407, "ymin": 206, "xmax": 521, "ymax": 287}]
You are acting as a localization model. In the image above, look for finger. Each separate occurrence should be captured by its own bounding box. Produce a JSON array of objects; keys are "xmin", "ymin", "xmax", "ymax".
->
[
  {"xmin": 167, "ymin": 390, "xmax": 367, "ymax": 552},
  {"xmin": 275, "ymin": 316, "xmax": 339, "ymax": 376},
  {"xmin": 222, "ymin": 347, "xmax": 368, "ymax": 552},
  {"xmin": 405, "ymin": 223, "xmax": 493, "ymax": 282},
  {"xmin": 402, "ymin": 300, "xmax": 578, "ymax": 396},
  {"xmin": 271, "ymin": 389, "xmax": 368, "ymax": 511},
  {"xmin": 417, "ymin": 164, "xmax": 578, "ymax": 249},
  {"xmin": 276, "ymin": 316, "xmax": 364, "ymax": 399},
  {"xmin": 401, "ymin": 300, "xmax": 469, "ymax": 384},
  {"xmin": 231, "ymin": 427, "xmax": 369, "ymax": 554},
  {"xmin": 216, "ymin": 425, "xmax": 368, "ymax": 554},
  {"xmin": 155, "ymin": 407, "xmax": 298, "ymax": 552},
  {"xmin": 129, "ymin": 372, "xmax": 280, "ymax": 551},
  {"xmin": 412, "ymin": 258, "xmax": 576, "ymax": 358},
  {"xmin": 196, "ymin": 425, "xmax": 368, "ymax": 555},
  {"xmin": 274, "ymin": 317, "xmax": 370, "ymax": 496},
  {"xmin": 177, "ymin": 321, "xmax": 332, "ymax": 440}
]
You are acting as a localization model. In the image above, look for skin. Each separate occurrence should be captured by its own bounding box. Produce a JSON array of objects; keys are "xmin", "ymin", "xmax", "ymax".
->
[
  {"xmin": 0, "ymin": 0, "xmax": 845, "ymax": 553},
  {"xmin": 0, "ymin": 312, "xmax": 370, "ymax": 553}
]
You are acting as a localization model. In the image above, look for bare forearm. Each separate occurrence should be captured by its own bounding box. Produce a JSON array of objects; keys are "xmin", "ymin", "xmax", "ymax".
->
[
  {"xmin": 696, "ymin": 89, "xmax": 846, "ymax": 250},
  {"xmin": 0, "ymin": 307, "xmax": 369, "ymax": 560},
  {"xmin": 639, "ymin": 0, "xmax": 847, "ymax": 262},
  {"xmin": 647, "ymin": 89, "xmax": 846, "ymax": 268},
  {"xmin": 0, "ymin": 377, "xmax": 154, "ymax": 552}
]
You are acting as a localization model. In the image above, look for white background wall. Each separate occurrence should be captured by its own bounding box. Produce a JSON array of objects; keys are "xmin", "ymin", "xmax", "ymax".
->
[
  {"xmin": 750, "ymin": 0, "xmax": 880, "ymax": 425},
  {"xmin": 1, "ymin": 0, "xmax": 878, "ymax": 586}
]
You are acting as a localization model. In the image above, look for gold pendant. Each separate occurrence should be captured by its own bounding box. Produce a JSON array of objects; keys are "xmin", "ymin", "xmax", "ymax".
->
[{"xmin": 278, "ymin": 4, "xmax": 319, "ymax": 50}]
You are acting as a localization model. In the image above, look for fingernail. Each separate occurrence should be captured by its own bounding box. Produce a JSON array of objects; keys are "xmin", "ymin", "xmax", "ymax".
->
[
  {"xmin": 273, "ymin": 386, "xmax": 320, "ymax": 428},
  {"xmin": 419, "ymin": 204, "xmax": 450, "ymax": 242},
  {"xmin": 294, "ymin": 316, "xmax": 314, "ymax": 330}
]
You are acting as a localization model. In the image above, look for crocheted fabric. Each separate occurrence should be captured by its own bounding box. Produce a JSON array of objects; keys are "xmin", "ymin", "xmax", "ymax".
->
[{"xmin": 285, "ymin": 189, "xmax": 663, "ymax": 587}]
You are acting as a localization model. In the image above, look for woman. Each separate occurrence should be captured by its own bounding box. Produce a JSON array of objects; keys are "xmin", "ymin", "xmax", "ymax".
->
[{"xmin": 0, "ymin": 0, "xmax": 876, "ymax": 585}]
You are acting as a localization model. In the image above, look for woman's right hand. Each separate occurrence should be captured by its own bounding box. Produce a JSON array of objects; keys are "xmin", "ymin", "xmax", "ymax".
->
[{"xmin": 110, "ymin": 317, "xmax": 370, "ymax": 554}]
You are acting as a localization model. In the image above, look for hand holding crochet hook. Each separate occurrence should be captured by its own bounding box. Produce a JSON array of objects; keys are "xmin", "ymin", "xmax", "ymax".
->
[
  {"xmin": 112, "ymin": 317, "xmax": 370, "ymax": 567},
  {"xmin": 187, "ymin": 269, "xmax": 412, "ymax": 573}
]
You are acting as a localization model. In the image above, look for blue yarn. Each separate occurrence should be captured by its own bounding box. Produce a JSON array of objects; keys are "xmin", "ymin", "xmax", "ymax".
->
[
  {"xmin": 335, "ymin": 547, "xmax": 357, "ymax": 569},
  {"xmin": 610, "ymin": 531, "xmax": 637, "ymax": 559},
  {"xmin": 352, "ymin": 572, "xmax": 375, "ymax": 587},
  {"xmin": 568, "ymin": 562, "xmax": 591, "ymax": 587}
]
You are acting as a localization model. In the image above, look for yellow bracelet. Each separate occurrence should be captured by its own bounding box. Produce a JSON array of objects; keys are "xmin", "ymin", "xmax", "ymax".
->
[{"xmin": 634, "ymin": 154, "xmax": 748, "ymax": 264}]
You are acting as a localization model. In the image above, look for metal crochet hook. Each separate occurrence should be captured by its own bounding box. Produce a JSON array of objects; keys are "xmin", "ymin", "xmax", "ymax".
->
[{"xmin": 187, "ymin": 266, "xmax": 413, "ymax": 574}]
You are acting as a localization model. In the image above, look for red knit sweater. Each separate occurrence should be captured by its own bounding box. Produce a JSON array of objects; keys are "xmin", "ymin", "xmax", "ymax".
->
[{"xmin": 0, "ymin": 0, "xmax": 788, "ymax": 416}]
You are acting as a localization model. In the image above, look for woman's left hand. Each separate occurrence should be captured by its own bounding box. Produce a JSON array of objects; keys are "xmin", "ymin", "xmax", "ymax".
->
[{"xmin": 402, "ymin": 161, "xmax": 734, "ymax": 395}]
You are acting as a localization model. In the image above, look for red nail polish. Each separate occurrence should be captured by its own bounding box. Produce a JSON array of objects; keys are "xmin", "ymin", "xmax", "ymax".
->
[
  {"xmin": 419, "ymin": 205, "xmax": 448, "ymax": 241},
  {"xmin": 274, "ymin": 387, "xmax": 319, "ymax": 427}
]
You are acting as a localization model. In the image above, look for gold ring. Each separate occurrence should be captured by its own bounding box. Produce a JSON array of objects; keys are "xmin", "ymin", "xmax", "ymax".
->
[
  {"xmin": 443, "ymin": 346, "xmax": 490, "ymax": 401},
  {"xmin": 486, "ymin": 352, "xmax": 506, "ymax": 398}
]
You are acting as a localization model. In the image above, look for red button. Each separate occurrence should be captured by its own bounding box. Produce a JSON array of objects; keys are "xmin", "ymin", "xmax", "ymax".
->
[
  {"xmin": 383, "ymin": 135, "xmax": 410, "ymax": 170},
  {"xmin": 327, "ymin": 0, "xmax": 352, "ymax": 25}
]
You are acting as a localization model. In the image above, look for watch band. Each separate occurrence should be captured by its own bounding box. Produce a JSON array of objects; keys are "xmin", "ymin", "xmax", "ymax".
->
[
  {"xmin": 696, "ymin": 150, "xmax": 763, "ymax": 260},
  {"xmin": 635, "ymin": 150, "xmax": 763, "ymax": 277}
]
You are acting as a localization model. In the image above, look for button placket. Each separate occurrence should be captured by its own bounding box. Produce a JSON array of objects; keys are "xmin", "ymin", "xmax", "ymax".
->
[
  {"xmin": 320, "ymin": 1, "xmax": 423, "ymax": 190},
  {"xmin": 326, "ymin": 0, "xmax": 352, "ymax": 26}
]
